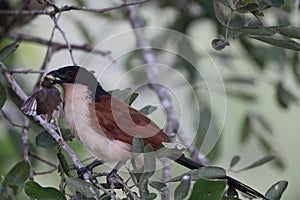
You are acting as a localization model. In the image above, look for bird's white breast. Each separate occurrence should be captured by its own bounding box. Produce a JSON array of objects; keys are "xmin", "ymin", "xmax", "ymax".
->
[{"xmin": 62, "ymin": 83, "xmax": 132, "ymax": 162}]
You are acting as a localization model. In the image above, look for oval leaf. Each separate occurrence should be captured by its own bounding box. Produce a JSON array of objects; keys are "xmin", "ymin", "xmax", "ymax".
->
[
  {"xmin": 109, "ymin": 88, "xmax": 139, "ymax": 105},
  {"xmin": 57, "ymin": 152, "xmax": 70, "ymax": 176},
  {"xmin": 139, "ymin": 105, "xmax": 158, "ymax": 115},
  {"xmin": 237, "ymin": 26, "xmax": 275, "ymax": 36},
  {"xmin": 0, "ymin": 41, "xmax": 20, "ymax": 61},
  {"xmin": 0, "ymin": 82, "xmax": 7, "ymax": 109},
  {"xmin": 168, "ymin": 167, "xmax": 226, "ymax": 182},
  {"xmin": 237, "ymin": 155, "xmax": 275, "ymax": 172},
  {"xmin": 1, "ymin": 161, "xmax": 30, "ymax": 199},
  {"xmin": 273, "ymin": 25, "xmax": 300, "ymax": 40},
  {"xmin": 236, "ymin": 3, "xmax": 259, "ymax": 12},
  {"xmin": 251, "ymin": 36, "xmax": 300, "ymax": 51},
  {"xmin": 35, "ymin": 129, "xmax": 74, "ymax": 148},
  {"xmin": 230, "ymin": 155, "xmax": 241, "ymax": 168},
  {"xmin": 25, "ymin": 181, "xmax": 66, "ymax": 200},
  {"xmin": 265, "ymin": 180, "xmax": 288, "ymax": 200},
  {"xmin": 66, "ymin": 178, "xmax": 99, "ymax": 198},
  {"xmin": 188, "ymin": 178, "xmax": 226, "ymax": 200},
  {"xmin": 240, "ymin": 114, "xmax": 251, "ymax": 143},
  {"xmin": 132, "ymin": 135, "xmax": 144, "ymax": 154},
  {"xmin": 174, "ymin": 175, "xmax": 191, "ymax": 200},
  {"xmin": 149, "ymin": 181, "xmax": 166, "ymax": 192}
]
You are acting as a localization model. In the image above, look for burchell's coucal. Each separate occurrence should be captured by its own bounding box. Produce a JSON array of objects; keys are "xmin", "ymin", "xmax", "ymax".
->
[{"xmin": 46, "ymin": 66, "xmax": 265, "ymax": 199}]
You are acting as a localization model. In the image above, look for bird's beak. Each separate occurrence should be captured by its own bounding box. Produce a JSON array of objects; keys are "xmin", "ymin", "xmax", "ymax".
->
[{"xmin": 45, "ymin": 70, "xmax": 63, "ymax": 84}]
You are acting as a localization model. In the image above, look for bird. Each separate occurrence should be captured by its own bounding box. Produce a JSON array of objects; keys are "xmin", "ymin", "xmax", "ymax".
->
[
  {"xmin": 46, "ymin": 65, "xmax": 266, "ymax": 199},
  {"xmin": 21, "ymin": 75, "xmax": 62, "ymax": 123}
]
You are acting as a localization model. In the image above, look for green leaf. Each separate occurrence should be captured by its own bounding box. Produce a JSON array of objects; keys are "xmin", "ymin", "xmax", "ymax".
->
[
  {"xmin": 25, "ymin": 181, "xmax": 66, "ymax": 200},
  {"xmin": 57, "ymin": 152, "xmax": 70, "ymax": 177},
  {"xmin": 149, "ymin": 181, "xmax": 166, "ymax": 192},
  {"xmin": 224, "ymin": 77, "xmax": 256, "ymax": 85},
  {"xmin": 66, "ymin": 178, "xmax": 99, "ymax": 198},
  {"xmin": 139, "ymin": 145, "xmax": 156, "ymax": 200},
  {"xmin": 1, "ymin": 161, "xmax": 30, "ymax": 199},
  {"xmin": 0, "ymin": 41, "xmax": 20, "ymax": 61},
  {"xmin": 230, "ymin": 155, "xmax": 240, "ymax": 168},
  {"xmin": 262, "ymin": 0, "xmax": 284, "ymax": 8},
  {"xmin": 276, "ymin": 81, "xmax": 298, "ymax": 109},
  {"xmin": 237, "ymin": 26, "xmax": 276, "ymax": 36},
  {"xmin": 265, "ymin": 180, "xmax": 288, "ymax": 200},
  {"xmin": 251, "ymin": 36, "xmax": 300, "ymax": 51},
  {"xmin": 35, "ymin": 129, "xmax": 74, "ymax": 148},
  {"xmin": 257, "ymin": 135, "xmax": 272, "ymax": 153},
  {"xmin": 174, "ymin": 175, "xmax": 191, "ymax": 200},
  {"xmin": 292, "ymin": 52, "xmax": 300, "ymax": 84},
  {"xmin": 188, "ymin": 178, "xmax": 226, "ymax": 200},
  {"xmin": 226, "ymin": 89, "xmax": 257, "ymax": 102},
  {"xmin": 237, "ymin": 155, "xmax": 275, "ymax": 172},
  {"xmin": 236, "ymin": 3, "xmax": 259, "ymax": 12},
  {"xmin": 0, "ymin": 82, "xmax": 7, "ymax": 109},
  {"xmin": 273, "ymin": 25, "xmax": 300, "ymax": 40},
  {"xmin": 127, "ymin": 92, "xmax": 139, "ymax": 106},
  {"xmin": 139, "ymin": 105, "xmax": 158, "ymax": 115},
  {"xmin": 132, "ymin": 135, "xmax": 144, "ymax": 154},
  {"xmin": 253, "ymin": 112, "xmax": 273, "ymax": 134},
  {"xmin": 227, "ymin": 186, "xmax": 239, "ymax": 197},
  {"xmin": 109, "ymin": 88, "xmax": 139, "ymax": 105},
  {"xmin": 168, "ymin": 167, "xmax": 226, "ymax": 182},
  {"xmin": 240, "ymin": 114, "xmax": 251, "ymax": 143}
]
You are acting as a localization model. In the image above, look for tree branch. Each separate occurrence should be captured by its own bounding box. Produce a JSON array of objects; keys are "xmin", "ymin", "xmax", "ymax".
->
[
  {"xmin": 51, "ymin": 14, "xmax": 77, "ymax": 66},
  {"xmin": 126, "ymin": 4, "xmax": 211, "ymax": 198},
  {"xmin": 0, "ymin": 0, "xmax": 153, "ymax": 16},
  {"xmin": 8, "ymin": 32, "xmax": 110, "ymax": 56}
]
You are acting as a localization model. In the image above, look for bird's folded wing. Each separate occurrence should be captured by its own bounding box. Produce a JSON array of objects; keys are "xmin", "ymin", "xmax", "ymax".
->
[{"xmin": 90, "ymin": 95, "xmax": 171, "ymax": 150}]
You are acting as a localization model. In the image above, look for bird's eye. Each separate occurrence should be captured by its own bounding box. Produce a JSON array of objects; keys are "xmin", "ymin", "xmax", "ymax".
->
[{"xmin": 67, "ymin": 71, "xmax": 75, "ymax": 78}]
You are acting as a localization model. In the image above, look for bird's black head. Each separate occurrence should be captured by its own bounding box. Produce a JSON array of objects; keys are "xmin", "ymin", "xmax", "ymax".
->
[{"xmin": 46, "ymin": 66, "xmax": 98, "ymax": 87}]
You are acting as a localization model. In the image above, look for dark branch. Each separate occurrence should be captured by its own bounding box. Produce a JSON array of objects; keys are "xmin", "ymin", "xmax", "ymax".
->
[{"xmin": 0, "ymin": 0, "xmax": 152, "ymax": 16}]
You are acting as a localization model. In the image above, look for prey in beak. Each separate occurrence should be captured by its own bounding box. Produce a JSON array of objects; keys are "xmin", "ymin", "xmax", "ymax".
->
[{"xmin": 21, "ymin": 75, "xmax": 63, "ymax": 141}]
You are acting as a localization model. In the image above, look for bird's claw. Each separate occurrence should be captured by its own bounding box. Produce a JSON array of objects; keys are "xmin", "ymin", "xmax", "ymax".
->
[
  {"xmin": 107, "ymin": 170, "xmax": 123, "ymax": 189},
  {"xmin": 77, "ymin": 166, "xmax": 91, "ymax": 179}
]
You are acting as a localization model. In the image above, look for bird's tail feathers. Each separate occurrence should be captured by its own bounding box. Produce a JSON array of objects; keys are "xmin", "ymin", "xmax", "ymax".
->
[{"xmin": 174, "ymin": 155, "xmax": 266, "ymax": 199}]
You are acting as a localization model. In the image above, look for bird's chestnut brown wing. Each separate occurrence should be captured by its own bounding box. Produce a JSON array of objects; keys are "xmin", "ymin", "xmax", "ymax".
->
[{"xmin": 90, "ymin": 95, "xmax": 171, "ymax": 150}]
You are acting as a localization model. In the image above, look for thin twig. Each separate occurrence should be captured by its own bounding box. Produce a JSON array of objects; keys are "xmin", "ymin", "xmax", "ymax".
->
[
  {"xmin": 21, "ymin": 116, "xmax": 33, "ymax": 179},
  {"xmin": 33, "ymin": 19, "xmax": 57, "ymax": 91},
  {"xmin": 29, "ymin": 151, "xmax": 57, "ymax": 168},
  {"xmin": 0, "ymin": 0, "xmax": 153, "ymax": 16},
  {"xmin": 51, "ymin": 14, "xmax": 77, "ymax": 66},
  {"xmin": 94, "ymin": 183, "xmax": 119, "ymax": 200},
  {"xmin": 8, "ymin": 32, "xmax": 111, "ymax": 56},
  {"xmin": 3, "ymin": 68, "xmax": 45, "ymax": 74},
  {"xmin": 0, "ymin": 109, "xmax": 24, "ymax": 128},
  {"xmin": 114, "ymin": 179, "xmax": 140, "ymax": 200},
  {"xmin": 34, "ymin": 168, "xmax": 57, "ymax": 175}
]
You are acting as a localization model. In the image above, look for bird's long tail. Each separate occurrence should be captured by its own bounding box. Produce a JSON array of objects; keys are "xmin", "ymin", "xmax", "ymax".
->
[{"xmin": 175, "ymin": 155, "xmax": 266, "ymax": 199}]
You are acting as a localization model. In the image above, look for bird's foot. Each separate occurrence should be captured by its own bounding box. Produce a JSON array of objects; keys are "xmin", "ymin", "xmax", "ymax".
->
[
  {"xmin": 77, "ymin": 160, "xmax": 104, "ymax": 179},
  {"xmin": 106, "ymin": 169, "xmax": 123, "ymax": 189},
  {"xmin": 77, "ymin": 166, "xmax": 90, "ymax": 179}
]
